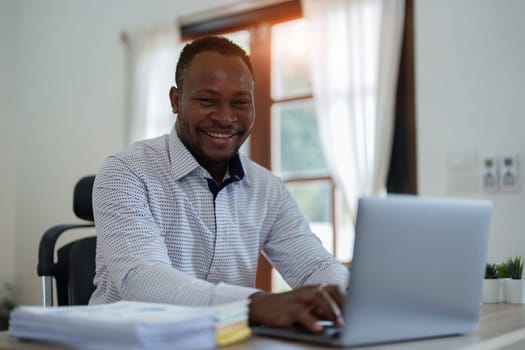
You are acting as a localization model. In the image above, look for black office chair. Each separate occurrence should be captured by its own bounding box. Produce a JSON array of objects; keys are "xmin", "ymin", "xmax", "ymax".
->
[{"xmin": 37, "ymin": 175, "xmax": 97, "ymax": 307}]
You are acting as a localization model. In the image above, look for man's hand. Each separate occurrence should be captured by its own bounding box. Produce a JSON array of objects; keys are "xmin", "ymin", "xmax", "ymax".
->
[{"xmin": 249, "ymin": 284, "xmax": 345, "ymax": 333}]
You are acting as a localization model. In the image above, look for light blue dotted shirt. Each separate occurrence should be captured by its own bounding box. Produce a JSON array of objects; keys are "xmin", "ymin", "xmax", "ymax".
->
[{"xmin": 89, "ymin": 128, "xmax": 349, "ymax": 306}]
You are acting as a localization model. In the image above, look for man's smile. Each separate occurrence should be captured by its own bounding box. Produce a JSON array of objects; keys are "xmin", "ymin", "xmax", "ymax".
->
[{"xmin": 202, "ymin": 130, "xmax": 239, "ymax": 139}]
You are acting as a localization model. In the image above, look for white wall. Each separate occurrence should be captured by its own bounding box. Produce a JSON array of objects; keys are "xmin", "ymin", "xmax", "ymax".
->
[
  {"xmin": 3, "ymin": 0, "xmax": 525, "ymax": 305},
  {"xmin": 0, "ymin": 0, "xmax": 17, "ymax": 293},
  {"xmin": 415, "ymin": 0, "xmax": 525, "ymax": 263}
]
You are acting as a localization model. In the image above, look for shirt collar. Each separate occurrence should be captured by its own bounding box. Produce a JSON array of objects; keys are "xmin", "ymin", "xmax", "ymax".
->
[
  {"xmin": 168, "ymin": 127, "xmax": 201, "ymax": 180},
  {"xmin": 168, "ymin": 127, "xmax": 246, "ymax": 183},
  {"xmin": 228, "ymin": 152, "xmax": 245, "ymax": 182}
]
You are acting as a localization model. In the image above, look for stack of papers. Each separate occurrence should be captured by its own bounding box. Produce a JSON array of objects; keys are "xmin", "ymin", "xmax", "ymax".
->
[
  {"xmin": 209, "ymin": 301, "xmax": 251, "ymax": 346},
  {"xmin": 9, "ymin": 300, "xmax": 251, "ymax": 349}
]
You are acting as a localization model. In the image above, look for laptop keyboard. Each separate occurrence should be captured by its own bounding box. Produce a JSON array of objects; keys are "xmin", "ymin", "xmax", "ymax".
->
[{"xmin": 288, "ymin": 322, "xmax": 341, "ymax": 339}]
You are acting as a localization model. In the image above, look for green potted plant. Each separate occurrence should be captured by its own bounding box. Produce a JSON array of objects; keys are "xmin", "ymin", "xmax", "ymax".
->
[
  {"xmin": 502, "ymin": 256, "xmax": 525, "ymax": 304},
  {"xmin": 497, "ymin": 262, "xmax": 510, "ymax": 280},
  {"xmin": 505, "ymin": 256, "xmax": 523, "ymax": 279},
  {"xmin": 0, "ymin": 283, "xmax": 17, "ymax": 331},
  {"xmin": 483, "ymin": 263, "xmax": 503, "ymax": 303}
]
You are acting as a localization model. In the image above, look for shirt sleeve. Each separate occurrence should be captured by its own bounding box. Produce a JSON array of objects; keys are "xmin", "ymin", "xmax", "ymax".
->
[
  {"xmin": 262, "ymin": 180, "xmax": 350, "ymax": 289},
  {"xmin": 93, "ymin": 156, "xmax": 259, "ymax": 306}
]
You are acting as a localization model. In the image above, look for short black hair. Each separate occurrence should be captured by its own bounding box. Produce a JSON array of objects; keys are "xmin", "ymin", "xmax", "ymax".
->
[{"xmin": 175, "ymin": 36, "xmax": 254, "ymax": 90}]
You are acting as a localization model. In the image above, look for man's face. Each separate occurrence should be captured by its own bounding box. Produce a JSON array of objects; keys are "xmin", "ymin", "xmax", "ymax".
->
[{"xmin": 170, "ymin": 51, "xmax": 255, "ymax": 168}]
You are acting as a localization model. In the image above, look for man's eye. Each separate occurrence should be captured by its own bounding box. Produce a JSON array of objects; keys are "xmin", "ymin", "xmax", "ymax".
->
[
  {"xmin": 233, "ymin": 101, "xmax": 250, "ymax": 109},
  {"xmin": 197, "ymin": 98, "xmax": 215, "ymax": 106}
]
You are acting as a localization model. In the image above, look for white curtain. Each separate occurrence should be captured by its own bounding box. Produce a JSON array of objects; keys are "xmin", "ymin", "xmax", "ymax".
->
[
  {"xmin": 302, "ymin": 0, "xmax": 405, "ymax": 219},
  {"xmin": 123, "ymin": 24, "xmax": 180, "ymax": 145}
]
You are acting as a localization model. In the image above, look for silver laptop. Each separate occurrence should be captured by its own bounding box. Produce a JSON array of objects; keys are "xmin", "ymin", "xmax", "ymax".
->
[{"xmin": 252, "ymin": 195, "xmax": 492, "ymax": 347}]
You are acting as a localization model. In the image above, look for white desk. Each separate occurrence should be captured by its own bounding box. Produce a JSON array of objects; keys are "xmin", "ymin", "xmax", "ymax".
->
[{"xmin": 2, "ymin": 304, "xmax": 525, "ymax": 349}]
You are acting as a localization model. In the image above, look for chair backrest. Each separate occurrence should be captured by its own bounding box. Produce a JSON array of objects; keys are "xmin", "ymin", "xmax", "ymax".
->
[
  {"xmin": 37, "ymin": 175, "xmax": 97, "ymax": 307},
  {"xmin": 55, "ymin": 236, "xmax": 97, "ymax": 306},
  {"xmin": 73, "ymin": 175, "xmax": 95, "ymax": 221}
]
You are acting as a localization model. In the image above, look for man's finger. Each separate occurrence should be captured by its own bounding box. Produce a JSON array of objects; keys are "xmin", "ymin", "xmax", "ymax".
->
[
  {"xmin": 296, "ymin": 307, "xmax": 324, "ymax": 333},
  {"xmin": 316, "ymin": 286, "xmax": 344, "ymax": 327},
  {"xmin": 324, "ymin": 284, "xmax": 345, "ymax": 310}
]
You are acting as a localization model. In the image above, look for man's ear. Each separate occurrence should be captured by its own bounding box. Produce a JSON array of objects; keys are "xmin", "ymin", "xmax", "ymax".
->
[{"xmin": 169, "ymin": 86, "xmax": 179, "ymax": 114}]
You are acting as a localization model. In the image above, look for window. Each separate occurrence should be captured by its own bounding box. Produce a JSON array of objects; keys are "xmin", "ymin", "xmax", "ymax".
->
[{"xmin": 269, "ymin": 19, "xmax": 353, "ymax": 291}]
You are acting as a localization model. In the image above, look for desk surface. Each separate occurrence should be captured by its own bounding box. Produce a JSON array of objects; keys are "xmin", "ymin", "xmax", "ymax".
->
[{"xmin": 2, "ymin": 303, "xmax": 525, "ymax": 350}]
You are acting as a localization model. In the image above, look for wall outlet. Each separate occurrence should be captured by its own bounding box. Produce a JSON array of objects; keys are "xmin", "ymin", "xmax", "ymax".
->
[
  {"xmin": 500, "ymin": 155, "xmax": 519, "ymax": 191},
  {"xmin": 481, "ymin": 156, "xmax": 498, "ymax": 191}
]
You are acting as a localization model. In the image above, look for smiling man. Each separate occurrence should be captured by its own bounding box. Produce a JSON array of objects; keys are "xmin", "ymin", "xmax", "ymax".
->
[
  {"xmin": 90, "ymin": 36, "xmax": 349, "ymax": 332},
  {"xmin": 170, "ymin": 45, "xmax": 254, "ymax": 184}
]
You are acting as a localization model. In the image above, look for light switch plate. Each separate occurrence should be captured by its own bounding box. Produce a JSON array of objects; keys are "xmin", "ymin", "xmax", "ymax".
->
[
  {"xmin": 481, "ymin": 156, "xmax": 498, "ymax": 191},
  {"xmin": 500, "ymin": 155, "xmax": 519, "ymax": 191}
]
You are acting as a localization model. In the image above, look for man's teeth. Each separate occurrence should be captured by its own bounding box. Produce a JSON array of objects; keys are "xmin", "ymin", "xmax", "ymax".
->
[{"xmin": 206, "ymin": 131, "xmax": 232, "ymax": 138}]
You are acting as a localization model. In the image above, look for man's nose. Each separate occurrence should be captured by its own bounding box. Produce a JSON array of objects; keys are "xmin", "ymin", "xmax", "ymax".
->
[{"xmin": 210, "ymin": 103, "xmax": 238, "ymax": 124}]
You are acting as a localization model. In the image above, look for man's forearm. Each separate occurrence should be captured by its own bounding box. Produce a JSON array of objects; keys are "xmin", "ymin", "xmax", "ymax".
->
[{"xmin": 119, "ymin": 264, "xmax": 259, "ymax": 306}]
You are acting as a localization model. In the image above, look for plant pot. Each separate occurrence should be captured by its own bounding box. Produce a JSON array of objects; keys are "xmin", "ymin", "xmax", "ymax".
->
[
  {"xmin": 504, "ymin": 279, "xmax": 525, "ymax": 304},
  {"xmin": 483, "ymin": 279, "xmax": 504, "ymax": 303}
]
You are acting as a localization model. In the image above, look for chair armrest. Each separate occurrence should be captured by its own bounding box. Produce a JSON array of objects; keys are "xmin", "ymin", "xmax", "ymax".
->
[{"xmin": 37, "ymin": 224, "xmax": 95, "ymax": 277}]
